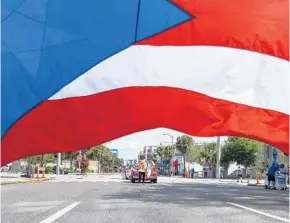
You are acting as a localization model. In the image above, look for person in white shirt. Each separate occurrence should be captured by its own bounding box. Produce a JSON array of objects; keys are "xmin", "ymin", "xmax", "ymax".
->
[{"xmin": 237, "ymin": 166, "xmax": 243, "ymax": 183}]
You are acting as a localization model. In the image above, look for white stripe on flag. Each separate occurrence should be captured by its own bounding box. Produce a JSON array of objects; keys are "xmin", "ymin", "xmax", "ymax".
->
[{"xmin": 50, "ymin": 46, "xmax": 289, "ymax": 115}]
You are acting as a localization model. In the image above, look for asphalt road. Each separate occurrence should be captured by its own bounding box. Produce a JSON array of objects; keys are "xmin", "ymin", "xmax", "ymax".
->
[{"xmin": 1, "ymin": 175, "xmax": 289, "ymax": 223}]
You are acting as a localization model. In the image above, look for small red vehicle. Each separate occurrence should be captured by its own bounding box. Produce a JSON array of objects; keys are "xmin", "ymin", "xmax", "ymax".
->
[{"xmin": 130, "ymin": 167, "xmax": 158, "ymax": 183}]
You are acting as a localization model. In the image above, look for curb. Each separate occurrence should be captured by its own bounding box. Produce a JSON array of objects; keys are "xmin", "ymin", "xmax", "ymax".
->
[
  {"xmin": 247, "ymin": 183, "xmax": 289, "ymax": 188},
  {"xmin": 1, "ymin": 178, "xmax": 50, "ymax": 185}
]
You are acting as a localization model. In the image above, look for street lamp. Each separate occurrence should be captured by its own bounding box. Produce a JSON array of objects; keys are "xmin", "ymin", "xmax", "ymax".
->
[{"xmin": 163, "ymin": 133, "xmax": 174, "ymax": 154}]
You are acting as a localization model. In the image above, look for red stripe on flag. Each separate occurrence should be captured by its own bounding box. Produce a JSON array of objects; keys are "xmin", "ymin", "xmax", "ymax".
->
[
  {"xmin": 138, "ymin": 0, "xmax": 289, "ymax": 60},
  {"xmin": 2, "ymin": 87, "xmax": 288, "ymax": 165}
]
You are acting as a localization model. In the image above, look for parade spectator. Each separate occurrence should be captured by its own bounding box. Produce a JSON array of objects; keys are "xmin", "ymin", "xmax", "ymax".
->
[
  {"xmin": 267, "ymin": 160, "xmax": 279, "ymax": 189},
  {"xmin": 237, "ymin": 166, "xmax": 243, "ymax": 183}
]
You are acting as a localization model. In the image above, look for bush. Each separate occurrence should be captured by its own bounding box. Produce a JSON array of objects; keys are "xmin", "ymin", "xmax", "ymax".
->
[
  {"xmin": 63, "ymin": 168, "xmax": 74, "ymax": 174},
  {"xmin": 45, "ymin": 166, "xmax": 56, "ymax": 174},
  {"xmin": 66, "ymin": 168, "xmax": 74, "ymax": 174}
]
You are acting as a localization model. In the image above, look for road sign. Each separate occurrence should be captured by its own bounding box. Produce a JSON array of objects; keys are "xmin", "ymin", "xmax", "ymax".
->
[{"xmin": 77, "ymin": 155, "xmax": 82, "ymax": 162}]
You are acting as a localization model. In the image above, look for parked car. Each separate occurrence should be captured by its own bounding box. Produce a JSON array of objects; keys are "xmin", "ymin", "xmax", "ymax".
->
[{"xmin": 130, "ymin": 168, "xmax": 158, "ymax": 183}]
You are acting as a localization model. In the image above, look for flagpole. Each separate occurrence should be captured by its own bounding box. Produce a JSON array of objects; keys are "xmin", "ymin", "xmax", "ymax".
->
[{"xmin": 56, "ymin": 153, "xmax": 61, "ymax": 176}]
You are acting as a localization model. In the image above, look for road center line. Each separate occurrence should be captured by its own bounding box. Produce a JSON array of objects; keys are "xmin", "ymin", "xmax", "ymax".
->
[
  {"xmin": 39, "ymin": 202, "xmax": 80, "ymax": 223},
  {"xmin": 227, "ymin": 202, "xmax": 290, "ymax": 222}
]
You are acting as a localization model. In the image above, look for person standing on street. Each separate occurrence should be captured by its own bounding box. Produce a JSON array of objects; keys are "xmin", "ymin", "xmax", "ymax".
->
[
  {"xmin": 191, "ymin": 167, "xmax": 195, "ymax": 178},
  {"xmin": 137, "ymin": 155, "xmax": 147, "ymax": 184},
  {"xmin": 267, "ymin": 160, "xmax": 279, "ymax": 189},
  {"xmin": 237, "ymin": 166, "xmax": 243, "ymax": 183}
]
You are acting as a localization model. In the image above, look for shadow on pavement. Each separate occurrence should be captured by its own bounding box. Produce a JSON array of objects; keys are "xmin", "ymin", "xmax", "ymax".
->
[{"xmin": 101, "ymin": 183, "xmax": 289, "ymax": 213}]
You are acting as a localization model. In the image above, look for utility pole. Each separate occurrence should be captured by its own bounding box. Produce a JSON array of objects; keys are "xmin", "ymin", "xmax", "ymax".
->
[
  {"xmin": 56, "ymin": 153, "xmax": 61, "ymax": 176},
  {"xmin": 216, "ymin": 136, "xmax": 221, "ymax": 179}
]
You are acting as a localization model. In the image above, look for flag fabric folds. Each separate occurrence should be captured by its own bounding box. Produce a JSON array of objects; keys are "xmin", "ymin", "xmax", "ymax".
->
[{"xmin": 1, "ymin": 0, "xmax": 289, "ymax": 165}]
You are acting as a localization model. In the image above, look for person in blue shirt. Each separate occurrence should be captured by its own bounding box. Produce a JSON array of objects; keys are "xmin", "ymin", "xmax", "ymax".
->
[
  {"xmin": 191, "ymin": 168, "xmax": 195, "ymax": 178},
  {"xmin": 267, "ymin": 160, "xmax": 280, "ymax": 189}
]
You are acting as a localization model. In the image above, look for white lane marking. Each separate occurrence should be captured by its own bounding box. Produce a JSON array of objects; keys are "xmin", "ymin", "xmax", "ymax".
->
[
  {"xmin": 227, "ymin": 202, "xmax": 290, "ymax": 222},
  {"xmin": 39, "ymin": 202, "xmax": 80, "ymax": 223}
]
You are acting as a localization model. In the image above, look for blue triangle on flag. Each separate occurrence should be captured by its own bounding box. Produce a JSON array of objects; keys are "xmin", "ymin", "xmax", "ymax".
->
[
  {"xmin": 16, "ymin": 0, "xmax": 48, "ymax": 23},
  {"xmin": 43, "ymin": 26, "xmax": 85, "ymax": 48},
  {"xmin": 15, "ymin": 51, "xmax": 41, "ymax": 78},
  {"xmin": 1, "ymin": 0, "xmax": 190, "ymax": 136},
  {"xmin": 136, "ymin": 0, "xmax": 191, "ymax": 41}
]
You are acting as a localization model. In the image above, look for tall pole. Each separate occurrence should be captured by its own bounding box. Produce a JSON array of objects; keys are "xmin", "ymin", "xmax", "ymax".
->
[
  {"xmin": 56, "ymin": 153, "xmax": 61, "ymax": 176},
  {"xmin": 216, "ymin": 136, "xmax": 221, "ymax": 179},
  {"xmin": 78, "ymin": 150, "xmax": 82, "ymax": 172},
  {"xmin": 171, "ymin": 136, "xmax": 174, "ymax": 155}
]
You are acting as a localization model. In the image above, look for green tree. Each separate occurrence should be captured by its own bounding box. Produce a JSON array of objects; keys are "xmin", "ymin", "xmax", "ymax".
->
[
  {"xmin": 85, "ymin": 145, "xmax": 115, "ymax": 173},
  {"xmin": 221, "ymin": 137, "xmax": 262, "ymax": 174},
  {"xmin": 200, "ymin": 142, "xmax": 217, "ymax": 173},
  {"xmin": 110, "ymin": 156, "xmax": 124, "ymax": 172},
  {"xmin": 22, "ymin": 153, "xmax": 57, "ymax": 176},
  {"xmin": 157, "ymin": 145, "xmax": 174, "ymax": 160},
  {"xmin": 62, "ymin": 152, "xmax": 78, "ymax": 168},
  {"xmin": 24, "ymin": 153, "xmax": 56, "ymax": 167},
  {"xmin": 254, "ymin": 144, "xmax": 269, "ymax": 173},
  {"xmin": 151, "ymin": 150, "xmax": 158, "ymax": 163},
  {"xmin": 175, "ymin": 135, "xmax": 194, "ymax": 175},
  {"xmin": 186, "ymin": 144, "xmax": 203, "ymax": 163}
]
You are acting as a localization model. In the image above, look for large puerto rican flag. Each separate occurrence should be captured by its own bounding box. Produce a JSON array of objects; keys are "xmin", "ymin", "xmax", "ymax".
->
[{"xmin": 1, "ymin": 0, "xmax": 289, "ymax": 165}]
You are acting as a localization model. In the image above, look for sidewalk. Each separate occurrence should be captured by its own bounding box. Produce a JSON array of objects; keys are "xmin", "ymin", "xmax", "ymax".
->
[
  {"xmin": 1, "ymin": 172, "xmax": 122, "ymax": 185},
  {"xmin": 1, "ymin": 173, "xmax": 50, "ymax": 185},
  {"xmin": 209, "ymin": 178, "xmax": 289, "ymax": 188},
  {"xmin": 219, "ymin": 178, "xmax": 264, "ymax": 186}
]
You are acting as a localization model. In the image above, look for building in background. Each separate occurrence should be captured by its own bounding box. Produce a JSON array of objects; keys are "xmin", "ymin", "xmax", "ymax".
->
[
  {"xmin": 110, "ymin": 149, "xmax": 119, "ymax": 158},
  {"xmin": 123, "ymin": 159, "xmax": 133, "ymax": 167}
]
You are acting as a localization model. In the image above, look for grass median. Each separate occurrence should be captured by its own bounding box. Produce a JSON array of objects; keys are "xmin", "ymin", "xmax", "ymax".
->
[{"xmin": 1, "ymin": 178, "xmax": 50, "ymax": 185}]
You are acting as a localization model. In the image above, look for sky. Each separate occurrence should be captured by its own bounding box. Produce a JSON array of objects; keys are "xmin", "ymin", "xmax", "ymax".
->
[{"xmin": 107, "ymin": 128, "xmax": 227, "ymax": 160}]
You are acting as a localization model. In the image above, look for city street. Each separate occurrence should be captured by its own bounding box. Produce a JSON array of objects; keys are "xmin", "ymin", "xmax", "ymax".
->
[{"xmin": 1, "ymin": 174, "xmax": 289, "ymax": 223}]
